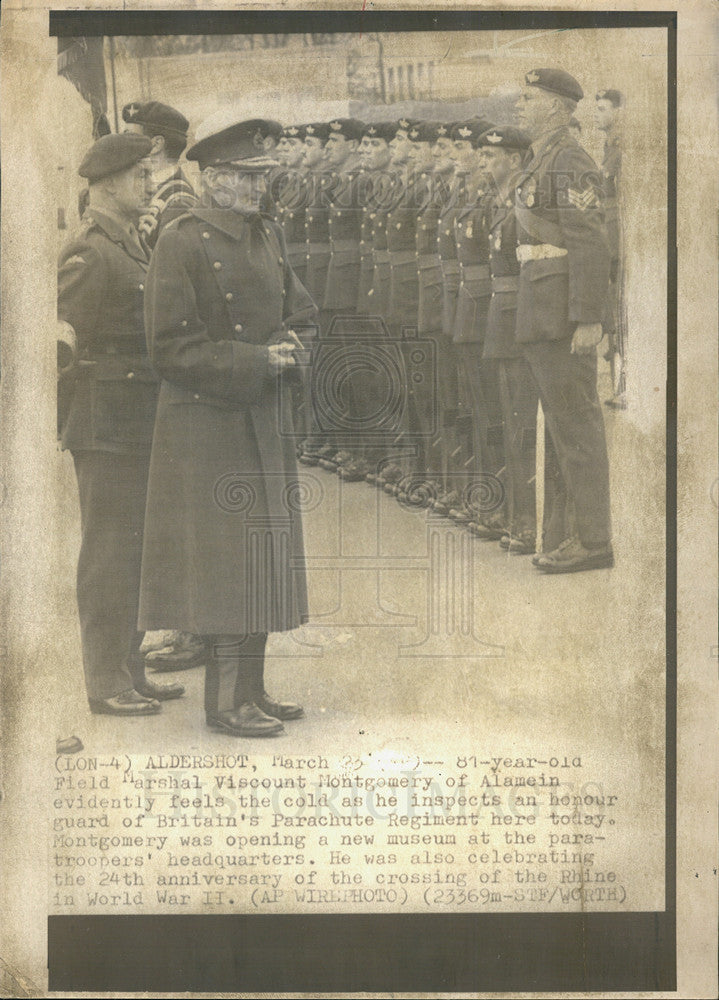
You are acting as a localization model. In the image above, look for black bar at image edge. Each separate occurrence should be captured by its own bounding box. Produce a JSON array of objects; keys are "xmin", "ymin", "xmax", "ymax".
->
[
  {"xmin": 49, "ymin": 9, "xmax": 676, "ymax": 36},
  {"xmin": 48, "ymin": 912, "xmax": 676, "ymax": 993}
]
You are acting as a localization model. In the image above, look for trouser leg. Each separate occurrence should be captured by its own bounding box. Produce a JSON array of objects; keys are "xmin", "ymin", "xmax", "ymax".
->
[
  {"xmin": 72, "ymin": 450, "xmax": 150, "ymax": 702},
  {"xmin": 205, "ymin": 633, "xmax": 268, "ymax": 717},
  {"xmin": 523, "ymin": 339, "xmax": 611, "ymax": 548},
  {"xmin": 499, "ymin": 357, "xmax": 538, "ymax": 535}
]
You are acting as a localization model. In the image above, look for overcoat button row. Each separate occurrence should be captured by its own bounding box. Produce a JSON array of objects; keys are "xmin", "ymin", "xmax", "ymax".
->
[
  {"xmin": 214, "ymin": 261, "xmax": 222, "ymax": 270},
  {"xmin": 226, "ymin": 292, "xmax": 233, "ymax": 301},
  {"xmin": 235, "ymin": 324, "xmax": 243, "ymax": 333}
]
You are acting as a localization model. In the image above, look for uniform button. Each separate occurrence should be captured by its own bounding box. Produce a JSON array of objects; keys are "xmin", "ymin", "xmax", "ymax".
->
[
  {"xmin": 202, "ymin": 232, "xmax": 210, "ymax": 239},
  {"xmin": 282, "ymin": 289, "xmax": 286, "ymax": 296},
  {"xmin": 138, "ymin": 283, "xmax": 144, "ymax": 291},
  {"xmin": 369, "ymin": 213, "xmax": 376, "ymax": 219},
  {"xmin": 235, "ymin": 324, "xmax": 243, "ymax": 333},
  {"xmin": 193, "ymin": 393, "xmax": 200, "ymax": 400},
  {"xmin": 181, "ymin": 320, "xmax": 188, "ymax": 327},
  {"xmin": 214, "ymin": 261, "xmax": 222, "ymax": 270},
  {"xmin": 278, "ymin": 257, "xmax": 283, "ymax": 264},
  {"xmin": 306, "ymin": 253, "xmax": 311, "ymax": 260},
  {"xmin": 225, "ymin": 292, "xmax": 233, "ymax": 301},
  {"xmin": 445, "ymin": 229, "xmax": 451, "ymax": 235},
  {"xmin": 126, "ymin": 371, "xmax": 135, "ymax": 379},
  {"xmin": 289, "ymin": 212, "xmax": 294, "ymax": 219},
  {"xmin": 396, "ymin": 223, "xmax": 401, "ymax": 229},
  {"xmin": 337, "ymin": 211, "xmax": 342, "ymax": 216}
]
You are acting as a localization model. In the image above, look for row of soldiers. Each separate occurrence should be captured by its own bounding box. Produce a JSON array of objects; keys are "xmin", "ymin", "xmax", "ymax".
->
[{"xmin": 260, "ymin": 79, "xmax": 620, "ymax": 565}]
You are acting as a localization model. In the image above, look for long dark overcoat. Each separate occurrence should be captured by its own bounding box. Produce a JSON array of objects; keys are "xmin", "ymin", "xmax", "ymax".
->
[{"xmin": 138, "ymin": 206, "xmax": 317, "ymax": 636}]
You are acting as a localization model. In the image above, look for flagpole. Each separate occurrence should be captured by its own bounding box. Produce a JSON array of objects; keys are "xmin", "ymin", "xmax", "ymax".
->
[{"xmin": 108, "ymin": 36, "xmax": 119, "ymax": 132}]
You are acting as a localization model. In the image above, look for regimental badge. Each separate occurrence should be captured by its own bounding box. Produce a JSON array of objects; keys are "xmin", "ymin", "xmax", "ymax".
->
[
  {"xmin": 458, "ymin": 126, "xmax": 472, "ymax": 138},
  {"xmin": 410, "ymin": 129, "xmax": 419, "ymax": 139},
  {"xmin": 306, "ymin": 124, "xmax": 315, "ymax": 135},
  {"xmin": 125, "ymin": 103, "xmax": 140, "ymax": 120},
  {"xmin": 367, "ymin": 126, "xmax": 377, "ymax": 135},
  {"xmin": 399, "ymin": 118, "xmax": 409, "ymax": 129},
  {"xmin": 286, "ymin": 126, "xmax": 298, "ymax": 136},
  {"xmin": 253, "ymin": 130, "xmax": 265, "ymax": 150},
  {"xmin": 522, "ymin": 177, "xmax": 537, "ymax": 207},
  {"xmin": 485, "ymin": 131, "xmax": 502, "ymax": 144},
  {"xmin": 437, "ymin": 125, "xmax": 447, "ymax": 135},
  {"xmin": 597, "ymin": 90, "xmax": 607, "ymax": 99},
  {"xmin": 330, "ymin": 120, "xmax": 341, "ymax": 131},
  {"xmin": 526, "ymin": 70, "xmax": 539, "ymax": 84}
]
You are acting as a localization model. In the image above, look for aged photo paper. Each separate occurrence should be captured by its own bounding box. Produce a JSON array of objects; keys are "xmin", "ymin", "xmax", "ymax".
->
[{"xmin": 0, "ymin": 1, "xmax": 716, "ymax": 996}]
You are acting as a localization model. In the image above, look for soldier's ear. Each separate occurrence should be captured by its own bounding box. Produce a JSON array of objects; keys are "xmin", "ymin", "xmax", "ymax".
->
[
  {"xmin": 347, "ymin": 139, "xmax": 359, "ymax": 153},
  {"xmin": 150, "ymin": 134, "xmax": 166, "ymax": 156}
]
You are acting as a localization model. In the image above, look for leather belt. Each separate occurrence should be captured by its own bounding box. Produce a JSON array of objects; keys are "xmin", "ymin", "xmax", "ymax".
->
[
  {"xmin": 373, "ymin": 249, "xmax": 391, "ymax": 265},
  {"xmin": 491, "ymin": 275, "xmax": 520, "ymax": 292},
  {"xmin": 388, "ymin": 249, "xmax": 416, "ymax": 266},
  {"xmin": 459, "ymin": 263, "xmax": 490, "ymax": 281},
  {"xmin": 330, "ymin": 239, "xmax": 359, "ymax": 252},
  {"xmin": 516, "ymin": 243, "xmax": 568, "ymax": 263}
]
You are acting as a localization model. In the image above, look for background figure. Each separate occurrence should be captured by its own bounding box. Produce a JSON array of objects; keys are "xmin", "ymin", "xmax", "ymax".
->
[
  {"xmin": 57, "ymin": 133, "xmax": 185, "ymax": 715},
  {"xmin": 595, "ymin": 88, "xmax": 626, "ymax": 409},
  {"xmin": 121, "ymin": 100, "xmax": 197, "ymax": 251},
  {"xmin": 139, "ymin": 117, "xmax": 316, "ymax": 737}
]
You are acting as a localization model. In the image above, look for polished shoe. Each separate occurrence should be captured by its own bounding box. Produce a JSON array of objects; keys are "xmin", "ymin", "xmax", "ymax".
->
[
  {"xmin": 508, "ymin": 530, "xmax": 536, "ymax": 555},
  {"xmin": 298, "ymin": 449, "xmax": 321, "ymax": 466},
  {"xmin": 338, "ymin": 459, "xmax": 371, "ymax": 482},
  {"xmin": 499, "ymin": 533, "xmax": 512, "ymax": 550},
  {"xmin": 536, "ymin": 537, "xmax": 614, "ymax": 574},
  {"xmin": 206, "ymin": 702, "xmax": 284, "ymax": 737},
  {"xmin": 56, "ymin": 735, "xmax": 83, "ymax": 754},
  {"xmin": 448, "ymin": 506, "xmax": 471, "ymax": 524},
  {"xmin": 89, "ymin": 689, "xmax": 161, "ymax": 716},
  {"xmin": 376, "ymin": 464, "xmax": 404, "ymax": 488},
  {"xmin": 433, "ymin": 490, "xmax": 461, "ymax": 516},
  {"xmin": 134, "ymin": 677, "xmax": 185, "ymax": 701},
  {"xmin": 319, "ymin": 449, "xmax": 353, "ymax": 471},
  {"xmin": 256, "ymin": 691, "xmax": 305, "ymax": 721},
  {"xmin": 468, "ymin": 520, "xmax": 504, "ymax": 540}
]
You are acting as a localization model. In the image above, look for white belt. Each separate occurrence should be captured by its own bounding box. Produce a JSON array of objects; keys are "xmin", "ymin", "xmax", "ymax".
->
[{"xmin": 516, "ymin": 243, "xmax": 568, "ymax": 263}]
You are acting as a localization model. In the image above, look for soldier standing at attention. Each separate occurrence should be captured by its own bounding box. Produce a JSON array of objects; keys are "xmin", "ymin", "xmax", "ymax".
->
[
  {"xmin": 595, "ymin": 88, "xmax": 626, "ymax": 409},
  {"xmin": 139, "ymin": 117, "xmax": 316, "ymax": 737},
  {"xmin": 273, "ymin": 124, "xmax": 310, "ymax": 289},
  {"xmin": 121, "ymin": 100, "xmax": 197, "ymax": 252},
  {"xmin": 309, "ymin": 118, "xmax": 371, "ymax": 480},
  {"xmin": 448, "ymin": 119, "xmax": 505, "ymax": 535},
  {"xmin": 57, "ymin": 133, "xmax": 185, "ymax": 715},
  {"xmin": 477, "ymin": 125, "xmax": 539, "ymax": 555},
  {"xmin": 514, "ymin": 68, "xmax": 613, "ymax": 573}
]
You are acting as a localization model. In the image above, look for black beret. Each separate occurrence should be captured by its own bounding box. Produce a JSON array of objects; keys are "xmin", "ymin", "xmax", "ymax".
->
[
  {"xmin": 524, "ymin": 68, "xmax": 583, "ymax": 104},
  {"xmin": 477, "ymin": 125, "xmax": 531, "ymax": 151},
  {"xmin": 451, "ymin": 118, "xmax": 495, "ymax": 146},
  {"xmin": 408, "ymin": 121, "xmax": 440, "ymax": 143},
  {"xmin": 122, "ymin": 100, "xmax": 189, "ymax": 137},
  {"xmin": 186, "ymin": 118, "xmax": 281, "ymax": 172},
  {"xmin": 78, "ymin": 133, "xmax": 153, "ymax": 183},
  {"xmin": 281, "ymin": 124, "xmax": 306, "ymax": 140},
  {"xmin": 327, "ymin": 117, "xmax": 364, "ymax": 141},
  {"xmin": 431, "ymin": 123, "xmax": 458, "ymax": 141},
  {"xmin": 596, "ymin": 89, "xmax": 623, "ymax": 107},
  {"xmin": 303, "ymin": 122, "xmax": 331, "ymax": 143},
  {"xmin": 360, "ymin": 121, "xmax": 399, "ymax": 143}
]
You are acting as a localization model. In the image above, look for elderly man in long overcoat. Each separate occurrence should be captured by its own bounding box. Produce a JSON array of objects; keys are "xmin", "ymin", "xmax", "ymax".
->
[{"xmin": 138, "ymin": 117, "xmax": 317, "ymax": 737}]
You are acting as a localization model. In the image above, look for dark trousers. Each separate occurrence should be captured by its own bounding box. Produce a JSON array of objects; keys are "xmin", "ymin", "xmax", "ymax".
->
[
  {"xmin": 498, "ymin": 357, "xmax": 539, "ymax": 535},
  {"xmin": 522, "ymin": 338, "xmax": 611, "ymax": 548},
  {"xmin": 205, "ymin": 633, "xmax": 267, "ymax": 715},
  {"xmin": 453, "ymin": 344, "xmax": 505, "ymax": 498},
  {"xmin": 72, "ymin": 449, "xmax": 150, "ymax": 701}
]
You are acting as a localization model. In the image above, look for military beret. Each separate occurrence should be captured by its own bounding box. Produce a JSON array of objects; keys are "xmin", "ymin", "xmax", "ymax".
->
[
  {"xmin": 122, "ymin": 100, "xmax": 189, "ymax": 138},
  {"xmin": 408, "ymin": 121, "xmax": 440, "ymax": 143},
  {"xmin": 281, "ymin": 124, "xmax": 306, "ymax": 141},
  {"xmin": 451, "ymin": 119, "xmax": 495, "ymax": 146},
  {"xmin": 78, "ymin": 133, "xmax": 153, "ymax": 183},
  {"xmin": 186, "ymin": 117, "xmax": 281, "ymax": 172},
  {"xmin": 303, "ymin": 122, "xmax": 331, "ymax": 143},
  {"xmin": 360, "ymin": 121, "xmax": 399, "ymax": 143},
  {"xmin": 430, "ymin": 123, "xmax": 458, "ymax": 142},
  {"xmin": 596, "ymin": 88, "xmax": 623, "ymax": 107},
  {"xmin": 477, "ymin": 125, "xmax": 531, "ymax": 151},
  {"xmin": 327, "ymin": 117, "xmax": 364, "ymax": 141},
  {"xmin": 395, "ymin": 116, "xmax": 419, "ymax": 134},
  {"xmin": 524, "ymin": 68, "xmax": 584, "ymax": 104}
]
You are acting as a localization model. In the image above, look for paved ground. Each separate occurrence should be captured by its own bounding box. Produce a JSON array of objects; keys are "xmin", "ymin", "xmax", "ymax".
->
[{"xmin": 50, "ymin": 376, "xmax": 666, "ymax": 762}]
